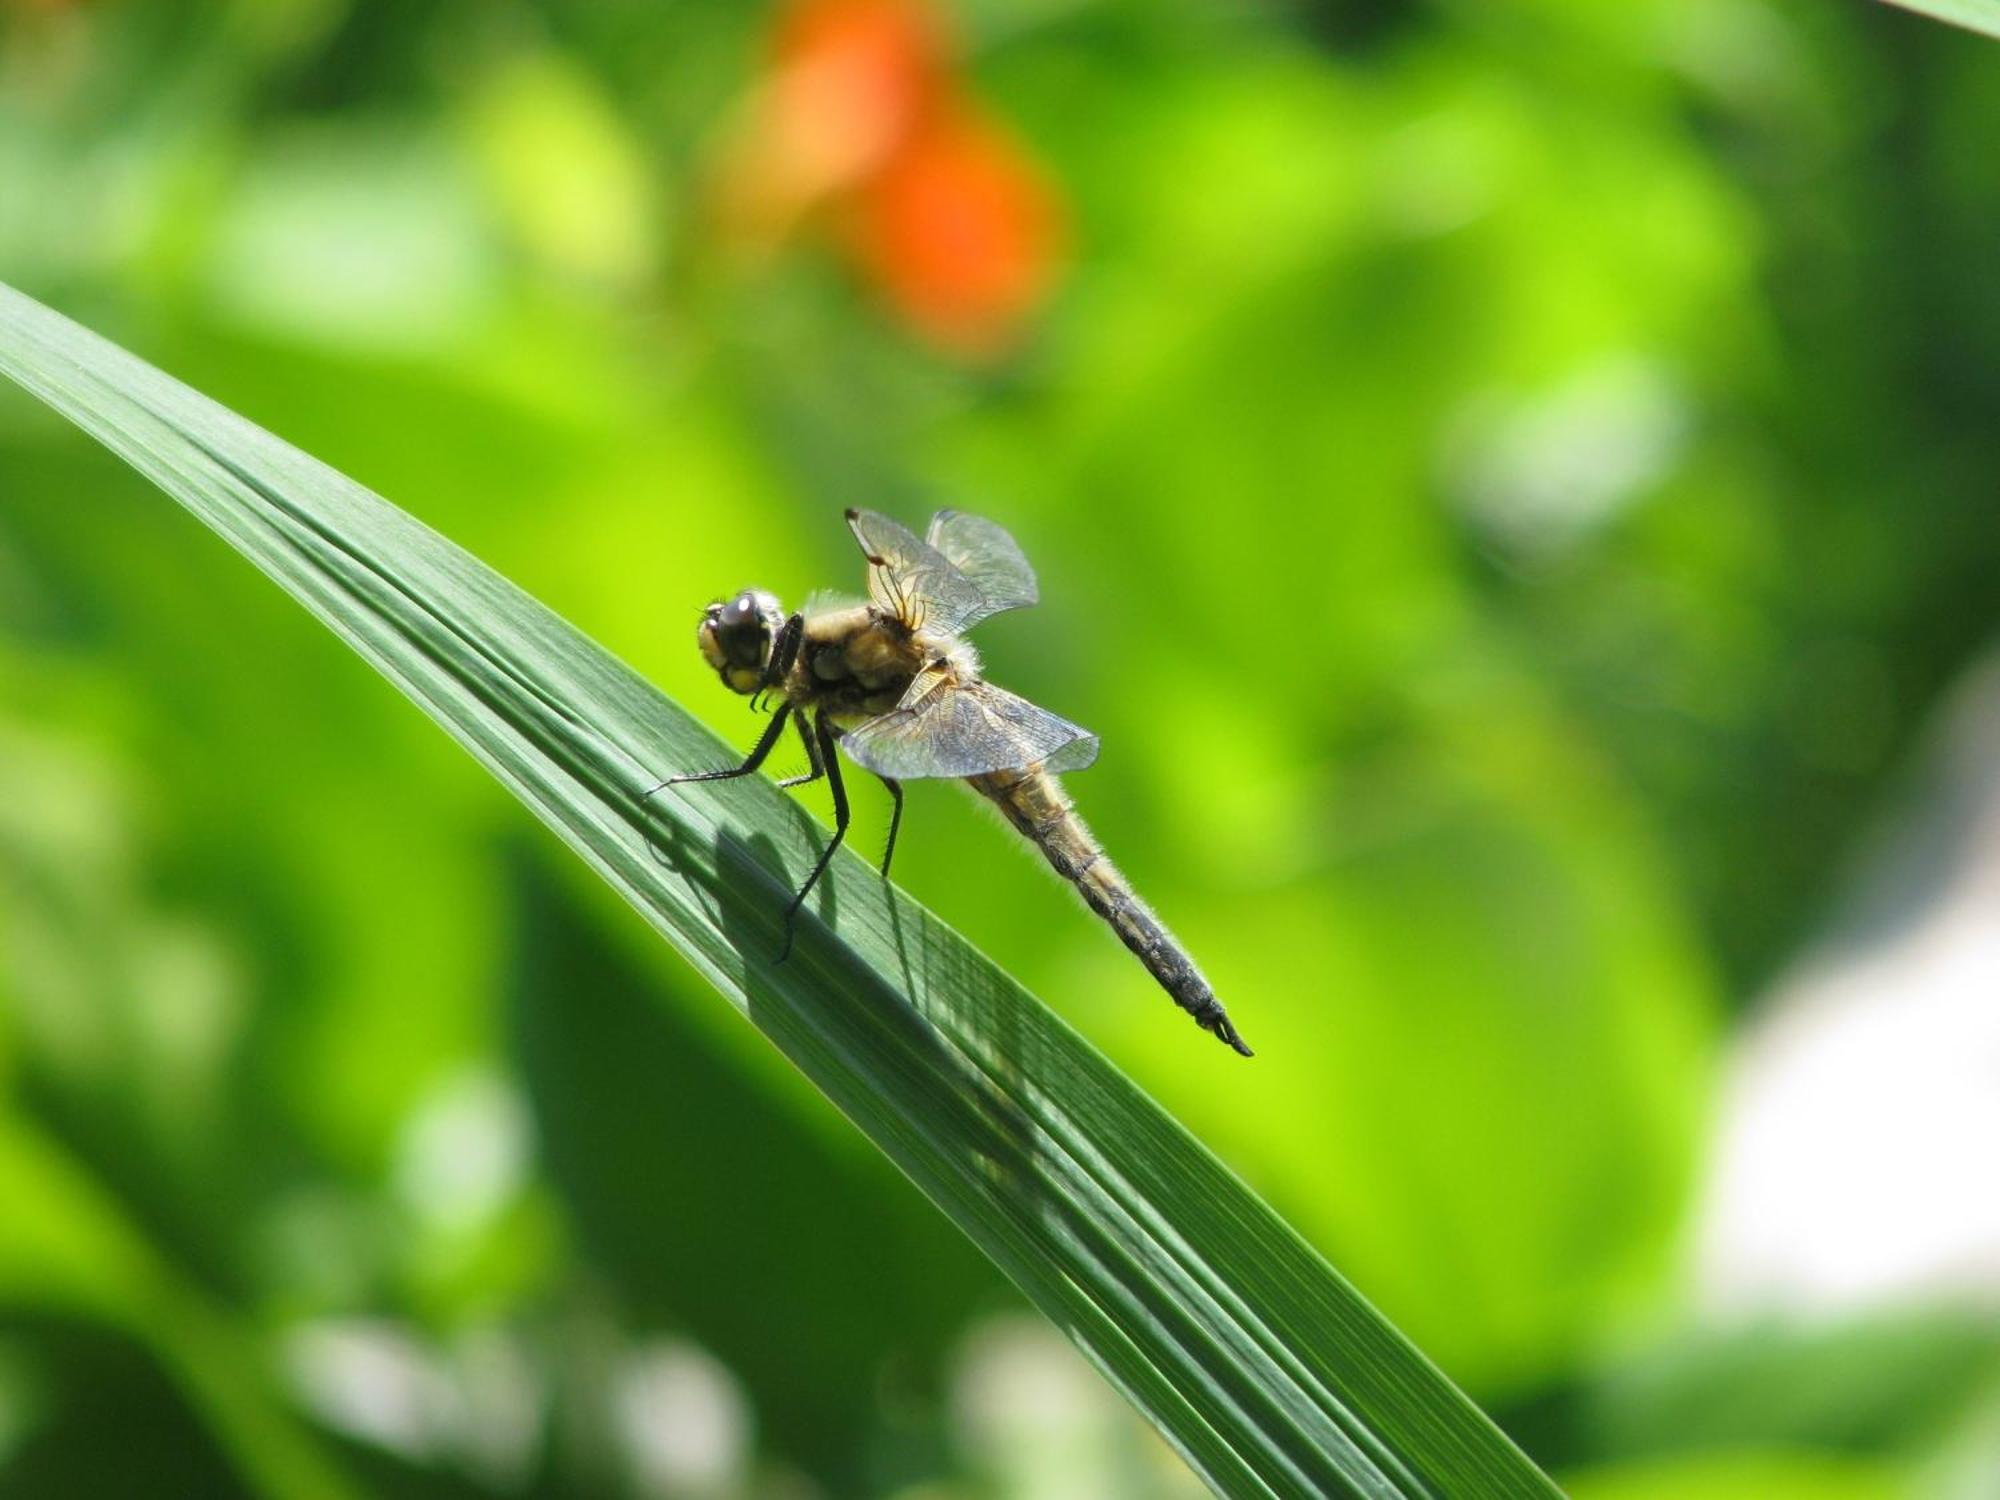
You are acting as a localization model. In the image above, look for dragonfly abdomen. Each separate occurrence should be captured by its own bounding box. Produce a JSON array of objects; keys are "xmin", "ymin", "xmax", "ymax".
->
[{"xmin": 968, "ymin": 767, "xmax": 1253, "ymax": 1057}]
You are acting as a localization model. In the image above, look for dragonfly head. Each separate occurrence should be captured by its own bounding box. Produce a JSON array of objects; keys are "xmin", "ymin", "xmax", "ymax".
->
[{"xmin": 699, "ymin": 589, "xmax": 785, "ymax": 694}]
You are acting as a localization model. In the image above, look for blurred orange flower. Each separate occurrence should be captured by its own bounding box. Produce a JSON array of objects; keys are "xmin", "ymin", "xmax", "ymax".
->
[{"xmin": 719, "ymin": 0, "xmax": 1064, "ymax": 358}]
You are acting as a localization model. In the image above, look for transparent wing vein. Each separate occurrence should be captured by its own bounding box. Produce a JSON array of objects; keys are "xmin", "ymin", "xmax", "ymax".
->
[
  {"xmin": 846, "ymin": 509, "xmax": 987, "ymax": 634},
  {"xmin": 926, "ymin": 509, "xmax": 1038, "ymax": 623},
  {"xmin": 841, "ymin": 675, "xmax": 1100, "ymax": 780}
]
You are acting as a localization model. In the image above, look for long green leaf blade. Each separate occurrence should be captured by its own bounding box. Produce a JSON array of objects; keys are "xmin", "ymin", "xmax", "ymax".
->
[
  {"xmin": 0, "ymin": 281, "xmax": 1560, "ymax": 1500},
  {"xmin": 1881, "ymin": 0, "xmax": 2000, "ymax": 39}
]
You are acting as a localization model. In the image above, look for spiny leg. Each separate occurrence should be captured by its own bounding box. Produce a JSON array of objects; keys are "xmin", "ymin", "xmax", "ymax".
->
[
  {"xmin": 642, "ymin": 702, "xmax": 790, "ymax": 797},
  {"xmin": 778, "ymin": 709, "xmax": 849, "ymax": 961},
  {"xmin": 875, "ymin": 776, "xmax": 904, "ymax": 879},
  {"xmin": 752, "ymin": 612, "xmax": 805, "ymax": 712},
  {"xmin": 644, "ymin": 609, "xmax": 804, "ymax": 792},
  {"xmin": 821, "ymin": 720, "xmax": 901, "ymax": 878},
  {"xmin": 776, "ymin": 710, "xmax": 824, "ymax": 790}
]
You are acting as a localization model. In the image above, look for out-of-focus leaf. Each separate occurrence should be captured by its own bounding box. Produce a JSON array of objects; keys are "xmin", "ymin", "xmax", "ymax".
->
[
  {"xmin": 1562, "ymin": 1449, "xmax": 1905, "ymax": 1500},
  {"xmin": 1574, "ymin": 1316, "xmax": 2000, "ymax": 1462},
  {"xmin": 0, "ymin": 1120, "xmax": 360, "ymax": 1500},
  {"xmin": 0, "ymin": 1121, "xmax": 157, "ymax": 1318},
  {"xmin": 0, "ymin": 281, "xmax": 1560, "ymax": 1498}
]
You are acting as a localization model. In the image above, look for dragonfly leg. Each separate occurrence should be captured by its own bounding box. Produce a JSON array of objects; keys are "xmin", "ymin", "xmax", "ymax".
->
[
  {"xmin": 752, "ymin": 612, "xmax": 804, "ymax": 712},
  {"xmin": 779, "ymin": 709, "xmax": 849, "ymax": 961},
  {"xmin": 876, "ymin": 776, "xmax": 903, "ymax": 879},
  {"xmin": 641, "ymin": 702, "xmax": 791, "ymax": 796},
  {"xmin": 776, "ymin": 711, "xmax": 824, "ymax": 789}
]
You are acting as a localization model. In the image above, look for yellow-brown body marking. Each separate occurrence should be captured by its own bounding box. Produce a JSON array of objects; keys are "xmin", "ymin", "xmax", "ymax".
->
[
  {"xmin": 968, "ymin": 766, "xmax": 1235, "ymax": 1045},
  {"xmin": 787, "ymin": 605, "xmax": 974, "ymax": 724}
]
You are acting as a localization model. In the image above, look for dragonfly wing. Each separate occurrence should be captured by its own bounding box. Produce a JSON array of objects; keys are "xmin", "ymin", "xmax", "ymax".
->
[
  {"xmin": 841, "ymin": 674, "xmax": 1100, "ymax": 780},
  {"xmin": 926, "ymin": 509, "xmax": 1038, "ymax": 624},
  {"xmin": 846, "ymin": 508, "xmax": 986, "ymax": 634}
]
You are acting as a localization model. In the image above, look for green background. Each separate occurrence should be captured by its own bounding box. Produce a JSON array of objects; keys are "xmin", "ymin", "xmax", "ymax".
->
[{"xmin": 3, "ymin": 0, "xmax": 1998, "ymax": 1495}]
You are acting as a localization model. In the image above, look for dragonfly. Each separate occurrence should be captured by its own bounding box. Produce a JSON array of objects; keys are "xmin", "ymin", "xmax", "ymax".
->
[{"xmin": 650, "ymin": 507, "xmax": 1252, "ymax": 1056}]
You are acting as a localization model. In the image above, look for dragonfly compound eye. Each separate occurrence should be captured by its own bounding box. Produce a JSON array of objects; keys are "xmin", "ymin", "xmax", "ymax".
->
[{"xmin": 699, "ymin": 589, "xmax": 784, "ymax": 693}]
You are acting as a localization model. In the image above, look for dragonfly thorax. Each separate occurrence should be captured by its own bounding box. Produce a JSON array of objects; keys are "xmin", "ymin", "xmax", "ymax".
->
[{"xmin": 792, "ymin": 603, "xmax": 945, "ymax": 721}]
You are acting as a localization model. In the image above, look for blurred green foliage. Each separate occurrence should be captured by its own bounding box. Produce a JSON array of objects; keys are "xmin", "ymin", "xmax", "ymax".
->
[{"xmin": 2, "ymin": 0, "xmax": 1999, "ymax": 1495}]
